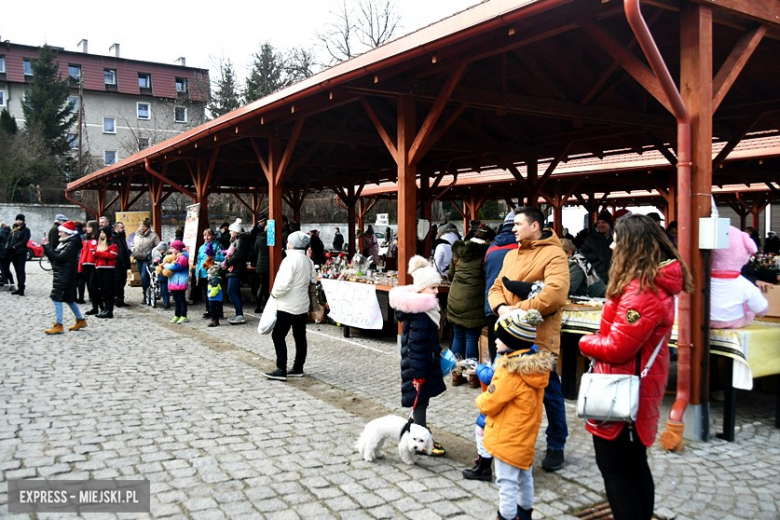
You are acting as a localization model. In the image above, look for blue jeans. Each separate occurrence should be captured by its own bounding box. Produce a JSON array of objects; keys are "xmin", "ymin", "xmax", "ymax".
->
[
  {"xmin": 55, "ymin": 301, "xmax": 83, "ymax": 324},
  {"xmin": 451, "ymin": 325, "xmax": 481, "ymax": 360},
  {"xmin": 543, "ymin": 368, "xmax": 568, "ymax": 450},
  {"xmin": 160, "ymin": 277, "xmax": 170, "ymax": 307},
  {"xmin": 137, "ymin": 259, "xmax": 151, "ymax": 295},
  {"xmin": 227, "ymin": 277, "xmax": 243, "ymax": 317}
]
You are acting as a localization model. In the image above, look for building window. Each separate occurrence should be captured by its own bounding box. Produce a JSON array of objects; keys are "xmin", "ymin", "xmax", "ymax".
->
[
  {"xmin": 68, "ymin": 64, "xmax": 81, "ymax": 82},
  {"xmin": 23, "ymin": 59, "xmax": 33, "ymax": 76},
  {"xmin": 104, "ymin": 151, "xmax": 117, "ymax": 166},
  {"xmin": 175, "ymin": 77, "xmax": 188, "ymax": 93},
  {"xmin": 68, "ymin": 96, "xmax": 80, "ymax": 114},
  {"xmin": 0, "ymin": 90, "xmax": 5, "ymax": 107},
  {"xmin": 137, "ymin": 137, "xmax": 150, "ymax": 151},
  {"xmin": 174, "ymin": 106, "xmax": 187, "ymax": 123},
  {"xmin": 0, "ymin": 56, "xmax": 5, "ymax": 73},
  {"xmin": 137, "ymin": 102, "xmax": 150, "ymax": 120},
  {"xmin": 138, "ymin": 73, "xmax": 151, "ymax": 89},
  {"xmin": 104, "ymin": 69, "xmax": 116, "ymax": 85},
  {"xmin": 67, "ymin": 133, "xmax": 78, "ymax": 150},
  {"xmin": 103, "ymin": 117, "xmax": 116, "ymax": 134}
]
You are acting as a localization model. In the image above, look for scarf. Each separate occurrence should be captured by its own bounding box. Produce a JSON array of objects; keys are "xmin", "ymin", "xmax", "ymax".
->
[
  {"xmin": 571, "ymin": 253, "xmax": 601, "ymax": 287},
  {"xmin": 425, "ymin": 302, "xmax": 441, "ymax": 327}
]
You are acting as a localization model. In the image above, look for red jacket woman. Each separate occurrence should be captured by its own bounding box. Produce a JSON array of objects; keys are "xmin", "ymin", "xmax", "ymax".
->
[
  {"xmin": 578, "ymin": 214, "xmax": 692, "ymax": 520},
  {"xmin": 93, "ymin": 226, "xmax": 118, "ymax": 318}
]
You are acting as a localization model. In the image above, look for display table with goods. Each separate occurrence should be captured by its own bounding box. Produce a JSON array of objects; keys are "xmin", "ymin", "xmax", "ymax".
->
[
  {"xmin": 559, "ymin": 299, "xmax": 780, "ymax": 441},
  {"xmin": 318, "ymin": 252, "xmax": 448, "ymax": 337}
]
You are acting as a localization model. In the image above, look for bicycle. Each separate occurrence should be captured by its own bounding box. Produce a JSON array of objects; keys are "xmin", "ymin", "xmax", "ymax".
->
[{"xmin": 39, "ymin": 254, "xmax": 53, "ymax": 272}]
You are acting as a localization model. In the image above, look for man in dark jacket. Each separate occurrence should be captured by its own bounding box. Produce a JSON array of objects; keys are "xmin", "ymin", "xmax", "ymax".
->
[
  {"xmin": 113, "ymin": 222, "xmax": 131, "ymax": 307},
  {"xmin": 0, "ymin": 222, "xmax": 13, "ymax": 290},
  {"xmin": 250, "ymin": 212, "xmax": 270, "ymax": 313},
  {"xmin": 332, "ymin": 227, "xmax": 344, "ymax": 251},
  {"xmin": 483, "ymin": 210, "xmax": 519, "ymax": 359},
  {"xmin": 42, "ymin": 220, "xmax": 86, "ymax": 334},
  {"xmin": 8, "ymin": 214, "xmax": 31, "ymax": 295},
  {"xmin": 48, "ymin": 214, "xmax": 69, "ymax": 250},
  {"xmin": 580, "ymin": 210, "xmax": 613, "ymax": 285}
]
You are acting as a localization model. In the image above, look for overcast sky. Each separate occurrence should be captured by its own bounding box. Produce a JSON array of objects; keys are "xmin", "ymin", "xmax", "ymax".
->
[{"xmin": 3, "ymin": 0, "xmax": 480, "ymax": 81}]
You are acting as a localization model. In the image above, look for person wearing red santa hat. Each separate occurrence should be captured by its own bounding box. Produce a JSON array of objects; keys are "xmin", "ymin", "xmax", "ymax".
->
[{"xmin": 42, "ymin": 221, "xmax": 87, "ymax": 334}]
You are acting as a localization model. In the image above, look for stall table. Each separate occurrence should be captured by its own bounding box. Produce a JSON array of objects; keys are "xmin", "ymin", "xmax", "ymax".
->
[{"xmin": 560, "ymin": 305, "xmax": 780, "ymax": 441}]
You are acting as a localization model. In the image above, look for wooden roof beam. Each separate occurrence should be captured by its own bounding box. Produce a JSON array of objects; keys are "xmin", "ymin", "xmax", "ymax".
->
[
  {"xmin": 712, "ymin": 24, "xmax": 768, "ymax": 112},
  {"xmin": 692, "ymin": 0, "xmax": 780, "ymax": 27}
]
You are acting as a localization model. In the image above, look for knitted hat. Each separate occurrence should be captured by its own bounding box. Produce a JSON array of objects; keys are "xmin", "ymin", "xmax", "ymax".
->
[
  {"xmin": 257, "ymin": 212, "xmax": 268, "ymax": 222},
  {"xmin": 156, "ymin": 241, "xmax": 169, "ymax": 252},
  {"xmin": 597, "ymin": 210, "xmax": 612, "ymax": 226},
  {"xmin": 408, "ymin": 255, "xmax": 442, "ymax": 293},
  {"xmin": 170, "ymin": 240, "xmax": 185, "ymax": 252},
  {"xmin": 15, "ymin": 214, "xmax": 25, "ymax": 222},
  {"xmin": 503, "ymin": 210, "xmax": 516, "ymax": 225},
  {"xmin": 142, "ymin": 217, "xmax": 152, "ymax": 228},
  {"xmin": 55, "ymin": 213, "xmax": 68, "ymax": 222},
  {"xmin": 207, "ymin": 265, "xmax": 221, "ymax": 277},
  {"xmin": 100, "ymin": 225, "xmax": 113, "ymax": 239},
  {"xmin": 288, "ymin": 231, "xmax": 310, "ymax": 249},
  {"xmin": 58, "ymin": 220, "xmax": 77, "ymax": 235},
  {"xmin": 228, "ymin": 218, "xmax": 243, "ymax": 233},
  {"xmin": 494, "ymin": 309, "xmax": 544, "ymax": 350}
]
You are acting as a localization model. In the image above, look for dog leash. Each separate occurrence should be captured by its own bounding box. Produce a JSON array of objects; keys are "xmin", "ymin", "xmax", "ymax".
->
[{"xmin": 400, "ymin": 385, "xmax": 422, "ymax": 440}]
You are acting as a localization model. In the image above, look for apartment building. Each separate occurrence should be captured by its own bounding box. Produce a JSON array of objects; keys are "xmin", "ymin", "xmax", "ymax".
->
[{"xmin": 0, "ymin": 39, "xmax": 210, "ymax": 175}]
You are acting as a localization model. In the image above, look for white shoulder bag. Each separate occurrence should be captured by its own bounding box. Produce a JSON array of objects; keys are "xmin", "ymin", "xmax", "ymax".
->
[
  {"xmin": 257, "ymin": 296, "xmax": 277, "ymax": 335},
  {"xmin": 576, "ymin": 336, "xmax": 665, "ymax": 425}
]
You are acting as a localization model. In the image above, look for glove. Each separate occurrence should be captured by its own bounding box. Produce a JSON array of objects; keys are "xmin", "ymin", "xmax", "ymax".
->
[
  {"xmin": 502, "ymin": 276, "xmax": 533, "ymax": 300},
  {"xmin": 412, "ymin": 378, "xmax": 425, "ymax": 391}
]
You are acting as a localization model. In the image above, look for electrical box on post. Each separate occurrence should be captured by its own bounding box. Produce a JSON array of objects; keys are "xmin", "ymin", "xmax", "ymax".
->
[{"xmin": 699, "ymin": 217, "xmax": 730, "ymax": 249}]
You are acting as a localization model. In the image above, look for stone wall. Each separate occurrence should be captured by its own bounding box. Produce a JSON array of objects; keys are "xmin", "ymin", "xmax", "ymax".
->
[{"xmin": 0, "ymin": 203, "xmax": 84, "ymax": 241}]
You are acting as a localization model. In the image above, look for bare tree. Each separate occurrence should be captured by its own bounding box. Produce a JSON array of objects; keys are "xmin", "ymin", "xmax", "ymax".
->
[{"xmin": 317, "ymin": 0, "xmax": 401, "ymax": 65}]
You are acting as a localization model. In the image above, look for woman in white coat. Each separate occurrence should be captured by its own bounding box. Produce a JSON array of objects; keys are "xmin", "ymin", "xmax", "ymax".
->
[{"xmin": 264, "ymin": 231, "xmax": 317, "ymax": 381}]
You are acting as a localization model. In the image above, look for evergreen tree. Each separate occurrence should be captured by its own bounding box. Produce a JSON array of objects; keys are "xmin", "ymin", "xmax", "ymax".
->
[
  {"xmin": 207, "ymin": 58, "xmax": 242, "ymax": 119},
  {"xmin": 244, "ymin": 42, "xmax": 287, "ymax": 103},
  {"xmin": 0, "ymin": 109, "xmax": 18, "ymax": 135},
  {"xmin": 21, "ymin": 45, "xmax": 77, "ymax": 164}
]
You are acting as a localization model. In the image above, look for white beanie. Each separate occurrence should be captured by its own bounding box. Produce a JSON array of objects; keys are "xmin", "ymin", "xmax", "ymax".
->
[
  {"xmin": 503, "ymin": 210, "xmax": 517, "ymax": 225},
  {"xmin": 408, "ymin": 255, "xmax": 442, "ymax": 293},
  {"xmin": 228, "ymin": 218, "xmax": 243, "ymax": 233},
  {"xmin": 288, "ymin": 231, "xmax": 310, "ymax": 249}
]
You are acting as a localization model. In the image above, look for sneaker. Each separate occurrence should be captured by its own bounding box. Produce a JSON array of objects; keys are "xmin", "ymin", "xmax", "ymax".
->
[
  {"xmin": 177, "ymin": 316, "xmax": 190, "ymax": 324},
  {"xmin": 288, "ymin": 369, "xmax": 305, "ymax": 377},
  {"xmin": 228, "ymin": 315, "xmax": 246, "ymax": 325},
  {"xmin": 170, "ymin": 316, "xmax": 180, "ymax": 323},
  {"xmin": 263, "ymin": 368, "xmax": 287, "ymax": 381},
  {"xmin": 541, "ymin": 449, "xmax": 564, "ymax": 472}
]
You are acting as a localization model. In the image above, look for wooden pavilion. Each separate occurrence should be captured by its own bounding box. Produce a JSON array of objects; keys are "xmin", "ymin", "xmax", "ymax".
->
[{"xmin": 66, "ymin": 0, "xmax": 780, "ymax": 446}]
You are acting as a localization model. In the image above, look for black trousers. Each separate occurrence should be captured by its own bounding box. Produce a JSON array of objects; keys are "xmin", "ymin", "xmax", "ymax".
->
[
  {"xmin": 96, "ymin": 268, "xmax": 115, "ymax": 314},
  {"xmin": 0, "ymin": 257, "xmax": 14, "ymax": 285},
  {"xmin": 271, "ymin": 310, "xmax": 307, "ymax": 371},
  {"xmin": 190, "ymin": 275, "xmax": 204, "ymax": 304},
  {"xmin": 172, "ymin": 290, "xmax": 188, "ymax": 317},
  {"xmin": 115, "ymin": 267, "xmax": 127, "ymax": 303},
  {"xmin": 11, "ymin": 254, "xmax": 26, "ymax": 288},
  {"xmin": 255, "ymin": 271, "xmax": 269, "ymax": 309},
  {"xmin": 593, "ymin": 427, "xmax": 655, "ymax": 520},
  {"xmin": 486, "ymin": 313, "xmax": 499, "ymax": 361},
  {"xmin": 82, "ymin": 265, "xmax": 99, "ymax": 311}
]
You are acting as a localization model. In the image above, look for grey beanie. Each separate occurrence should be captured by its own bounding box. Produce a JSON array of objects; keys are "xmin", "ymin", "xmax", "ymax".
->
[{"xmin": 288, "ymin": 231, "xmax": 310, "ymax": 249}]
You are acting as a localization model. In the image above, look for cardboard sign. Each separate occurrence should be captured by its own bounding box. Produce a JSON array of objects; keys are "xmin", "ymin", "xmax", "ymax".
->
[{"xmin": 321, "ymin": 279, "xmax": 383, "ymax": 329}]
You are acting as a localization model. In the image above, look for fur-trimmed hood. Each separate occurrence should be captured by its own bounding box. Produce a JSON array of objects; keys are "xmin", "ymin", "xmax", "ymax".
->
[
  {"xmin": 451, "ymin": 239, "xmax": 490, "ymax": 262},
  {"xmin": 389, "ymin": 285, "xmax": 439, "ymax": 314},
  {"xmin": 494, "ymin": 348, "xmax": 555, "ymax": 389}
]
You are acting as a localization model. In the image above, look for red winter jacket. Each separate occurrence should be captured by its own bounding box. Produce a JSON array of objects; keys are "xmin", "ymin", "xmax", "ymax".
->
[
  {"xmin": 94, "ymin": 243, "xmax": 119, "ymax": 269},
  {"xmin": 78, "ymin": 238, "xmax": 98, "ymax": 272},
  {"xmin": 579, "ymin": 259, "xmax": 684, "ymax": 447}
]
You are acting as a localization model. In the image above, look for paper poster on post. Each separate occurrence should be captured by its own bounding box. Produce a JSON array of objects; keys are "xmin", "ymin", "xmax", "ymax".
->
[
  {"xmin": 183, "ymin": 203, "xmax": 200, "ymax": 266},
  {"xmin": 320, "ymin": 279, "xmax": 383, "ymax": 329},
  {"xmin": 267, "ymin": 219, "xmax": 276, "ymax": 246},
  {"xmin": 375, "ymin": 213, "xmax": 389, "ymax": 227}
]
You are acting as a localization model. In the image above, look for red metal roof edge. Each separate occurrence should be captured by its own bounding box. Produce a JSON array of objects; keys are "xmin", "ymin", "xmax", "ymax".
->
[
  {"xmin": 3, "ymin": 41, "xmax": 209, "ymax": 72},
  {"xmin": 68, "ymin": 0, "xmax": 574, "ymax": 191}
]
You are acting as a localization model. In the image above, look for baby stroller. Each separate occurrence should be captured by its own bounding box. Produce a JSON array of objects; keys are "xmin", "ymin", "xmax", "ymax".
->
[{"xmin": 145, "ymin": 258, "xmax": 162, "ymax": 307}]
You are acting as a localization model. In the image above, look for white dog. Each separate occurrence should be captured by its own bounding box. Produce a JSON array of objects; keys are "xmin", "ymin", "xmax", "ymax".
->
[{"xmin": 355, "ymin": 415, "xmax": 433, "ymax": 465}]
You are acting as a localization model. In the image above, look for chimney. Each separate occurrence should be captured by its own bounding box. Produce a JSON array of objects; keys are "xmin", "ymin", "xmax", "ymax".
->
[
  {"xmin": 109, "ymin": 43, "xmax": 120, "ymax": 58},
  {"xmin": 175, "ymin": 57, "xmax": 186, "ymax": 67},
  {"xmin": 77, "ymin": 39, "xmax": 88, "ymax": 53}
]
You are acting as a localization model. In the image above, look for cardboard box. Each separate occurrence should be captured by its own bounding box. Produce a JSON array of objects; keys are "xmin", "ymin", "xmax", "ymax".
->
[{"xmin": 764, "ymin": 285, "xmax": 780, "ymax": 318}]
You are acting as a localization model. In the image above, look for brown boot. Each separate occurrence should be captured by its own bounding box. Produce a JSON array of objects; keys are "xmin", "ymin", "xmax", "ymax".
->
[
  {"xmin": 468, "ymin": 374, "xmax": 481, "ymax": 388},
  {"xmin": 207, "ymin": 318, "xmax": 219, "ymax": 327},
  {"xmin": 452, "ymin": 371, "xmax": 467, "ymax": 386},
  {"xmin": 69, "ymin": 318, "xmax": 88, "ymax": 331},
  {"xmin": 45, "ymin": 323, "xmax": 64, "ymax": 335}
]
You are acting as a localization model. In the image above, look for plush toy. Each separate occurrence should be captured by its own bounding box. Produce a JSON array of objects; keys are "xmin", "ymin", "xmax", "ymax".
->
[
  {"xmin": 710, "ymin": 226, "xmax": 768, "ymax": 328},
  {"xmin": 160, "ymin": 252, "xmax": 179, "ymax": 278}
]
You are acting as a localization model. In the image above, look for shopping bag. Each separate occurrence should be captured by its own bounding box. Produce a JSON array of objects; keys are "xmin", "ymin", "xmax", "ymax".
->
[
  {"xmin": 257, "ymin": 296, "xmax": 277, "ymax": 335},
  {"xmin": 440, "ymin": 348, "xmax": 457, "ymax": 376}
]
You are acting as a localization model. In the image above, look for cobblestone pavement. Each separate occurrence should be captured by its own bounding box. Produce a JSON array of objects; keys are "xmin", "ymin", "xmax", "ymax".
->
[{"xmin": 1, "ymin": 267, "xmax": 779, "ymax": 519}]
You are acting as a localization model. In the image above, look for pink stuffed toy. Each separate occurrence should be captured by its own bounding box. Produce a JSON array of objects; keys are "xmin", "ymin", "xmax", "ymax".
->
[{"xmin": 710, "ymin": 226, "xmax": 768, "ymax": 328}]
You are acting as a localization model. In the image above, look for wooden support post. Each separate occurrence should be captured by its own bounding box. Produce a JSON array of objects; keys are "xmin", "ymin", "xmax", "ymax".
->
[
  {"xmin": 397, "ymin": 95, "xmax": 417, "ymax": 285},
  {"xmin": 681, "ymin": 2, "xmax": 713, "ymax": 408},
  {"xmin": 148, "ymin": 177, "xmax": 164, "ymax": 237}
]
